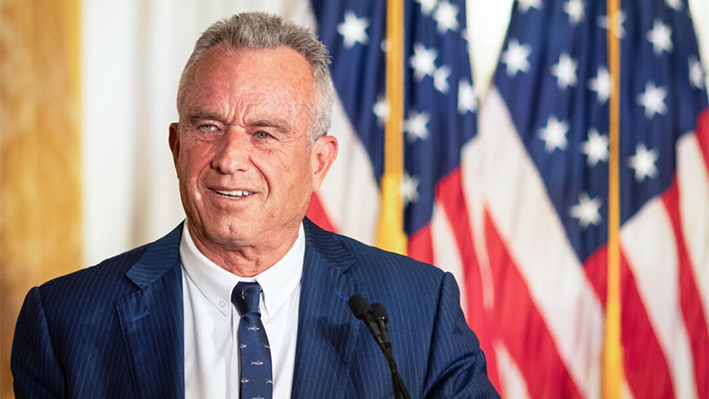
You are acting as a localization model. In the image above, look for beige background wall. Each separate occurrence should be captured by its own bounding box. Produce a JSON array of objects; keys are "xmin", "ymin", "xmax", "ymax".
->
[{"xmin": 1, "ymin": 0, "xmax": 81, "ymax": 397}]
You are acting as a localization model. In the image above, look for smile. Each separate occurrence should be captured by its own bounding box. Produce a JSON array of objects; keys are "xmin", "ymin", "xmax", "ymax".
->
[{"xmin": 214, "ymin": 189, "xmax": 253, "ymax": 198}]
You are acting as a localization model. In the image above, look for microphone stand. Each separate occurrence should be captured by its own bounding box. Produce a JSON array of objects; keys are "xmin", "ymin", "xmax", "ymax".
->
[
  {"xmin": 350, "ymin": 295, "xmax": 412, "ymax": 398},
  {"xmin": 371, "ymin": 302, "xmax": 411, "ymax": 399}
]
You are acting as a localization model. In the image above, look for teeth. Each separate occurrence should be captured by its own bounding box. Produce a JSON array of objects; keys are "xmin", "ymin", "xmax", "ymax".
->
[{"xmin": 216, "ymin": 189, "xmax": 252, "ymax": 197}]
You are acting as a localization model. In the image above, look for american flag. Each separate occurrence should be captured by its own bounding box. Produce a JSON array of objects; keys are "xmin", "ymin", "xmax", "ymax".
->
[
  {"xmin": 306, "ymin": 0, "xmax": 477, "ymax": 264},
  {"xmin": 303, "ymin": 0, "xmax": 709, "ymax": 397}
]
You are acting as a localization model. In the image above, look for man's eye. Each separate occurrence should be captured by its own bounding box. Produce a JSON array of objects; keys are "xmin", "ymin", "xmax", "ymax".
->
[
  {"xmin": 255, "ymin": 131, "xmax": 272, "ymax": 139},
  {"xmin": 199, "ymin": 124, "xmax": 216, "ymax": 131}
]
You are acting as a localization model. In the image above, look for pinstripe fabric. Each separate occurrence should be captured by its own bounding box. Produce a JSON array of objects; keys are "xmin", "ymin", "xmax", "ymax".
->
[
  {"xmin": 12, "ymin": 225, "xmax": 185, "ymax": 399},
  {"xmin": 293, "ymin": 219, "xmax": 499, "ymax": 398},
  {"xmin": 12, "ymin": 220, "xmax": 497, "ymax": 398}
]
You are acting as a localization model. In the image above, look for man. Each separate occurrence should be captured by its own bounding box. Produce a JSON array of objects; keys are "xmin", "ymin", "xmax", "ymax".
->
[{"xmin": 12, "ymin": 12, "xmax": 498, "ymax": 399}]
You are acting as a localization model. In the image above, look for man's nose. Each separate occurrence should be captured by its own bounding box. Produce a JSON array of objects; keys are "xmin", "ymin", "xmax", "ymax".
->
[{"xmin": 211, "ymin": 129, "xmax": 250, "ymax": 174}]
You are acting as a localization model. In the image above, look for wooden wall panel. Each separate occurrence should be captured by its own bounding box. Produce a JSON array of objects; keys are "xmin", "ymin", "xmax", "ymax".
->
[{"xmin": 0, "ymin": 0, "xmax": 82, "ymax": 396}]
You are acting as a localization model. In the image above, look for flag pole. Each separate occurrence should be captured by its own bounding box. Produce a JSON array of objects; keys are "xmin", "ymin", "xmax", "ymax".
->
[
  {"xmin": 376, "ymin": 0, "xmax": 408, "ymax": 255},
  {"xmin": 603, "ymin": 0, "xmax": 624, "ymax": 396}
]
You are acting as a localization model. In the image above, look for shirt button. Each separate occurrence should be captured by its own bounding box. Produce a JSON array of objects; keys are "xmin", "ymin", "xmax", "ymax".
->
[{"xmin": 219, "ymin": 300, "xmax": 226, "ymax": 308}]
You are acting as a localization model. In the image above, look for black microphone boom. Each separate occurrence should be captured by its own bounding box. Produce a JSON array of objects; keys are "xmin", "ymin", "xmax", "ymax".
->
[
  {"xmin": 348, "ymin": 295, "xmax": 390, "ymax": 352},
  {"xmin": 370, "ymin": 303, "xmax": 391, "ymax": 352},
  {"xmin": 348, "ymin": 295, "xmax": 411, "ymax": 399}
]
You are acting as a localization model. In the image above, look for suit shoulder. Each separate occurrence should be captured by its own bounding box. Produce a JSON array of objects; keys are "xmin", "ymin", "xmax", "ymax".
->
[
  {"xmin": 37, "ymin": 244, "xmax": 149, "ymax": 307},
  {"xmin": 38, "ymin": 223, "xmax": 183, "ymax": 298},
  {"xmin": 303, "ymin": 219, "xmax": 447, "ymax": 291},
  {"xmin": 344, "ymin": 234, "xmax": 441, "ymax": 271},
  {"xmin": 344, "ymin": 236, "xmax": 444, "ymax": 281}
]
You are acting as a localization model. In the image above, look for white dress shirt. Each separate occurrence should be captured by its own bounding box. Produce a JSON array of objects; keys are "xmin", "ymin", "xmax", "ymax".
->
[{"xmin": 181, "ymin": 221, "xmax": 304, "ymax": 399}]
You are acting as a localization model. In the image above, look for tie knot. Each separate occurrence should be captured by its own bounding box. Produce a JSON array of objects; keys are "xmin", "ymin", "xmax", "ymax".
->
[{"xmin": 232, "ymin": 282, "xmax": 262, "ymax": 316}]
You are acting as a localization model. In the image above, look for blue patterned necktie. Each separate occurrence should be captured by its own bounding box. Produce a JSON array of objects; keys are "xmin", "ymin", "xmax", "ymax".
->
[{"xmin": 232, "ymin": 282, "xmax": 273, "ymax": 399}]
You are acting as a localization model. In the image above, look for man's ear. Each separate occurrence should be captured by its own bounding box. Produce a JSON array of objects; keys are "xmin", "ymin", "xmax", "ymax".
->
[
  {"xmin": 310, "ymin": 135, "xmax": 338, "ymax": 192},
  {"xmin": 169, "ymin": 123, "xmax": 180, "ymax": 171}
]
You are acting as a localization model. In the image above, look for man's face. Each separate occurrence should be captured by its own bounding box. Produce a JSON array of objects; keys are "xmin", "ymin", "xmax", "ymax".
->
[{"xmin": 170, "ymin": 44, "xmax": 336, "ymax": 263}]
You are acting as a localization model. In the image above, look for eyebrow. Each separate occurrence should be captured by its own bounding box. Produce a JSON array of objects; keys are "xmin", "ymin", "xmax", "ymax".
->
[
  {"xmin": 248, "ymin": 118, "xmax": 292, "ymax": 134},
  {"xmin": 183, "ymin": 111, "xmax": 295, "ymax": 135},
  {"xmin": 185, "ymin": 111, "xmax": 223, "ymax": 126}
]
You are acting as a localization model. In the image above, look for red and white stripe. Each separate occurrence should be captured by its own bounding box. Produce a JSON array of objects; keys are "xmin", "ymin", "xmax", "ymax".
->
[
  {"xmin": 308, "ymin": 86, "xmax": 709, "ymax": 398},
  {"xmin": 470, "ymin": 89, "xmax": 604, "ymax": 399}
]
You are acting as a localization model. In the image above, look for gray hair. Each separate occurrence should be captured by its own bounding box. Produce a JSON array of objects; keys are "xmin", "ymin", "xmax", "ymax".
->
[{"xmin": 177, "ymin": 12, "xmax": 334, "ymax": 144}]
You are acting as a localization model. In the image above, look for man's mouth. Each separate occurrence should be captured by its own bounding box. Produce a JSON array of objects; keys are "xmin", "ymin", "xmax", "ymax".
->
[{"xmin": 214, "ymin": 189, "xmax": 253, "ymax": 198}]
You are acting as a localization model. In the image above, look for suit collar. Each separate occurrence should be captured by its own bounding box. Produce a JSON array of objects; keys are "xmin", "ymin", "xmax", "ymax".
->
[
  {"xmin": 302, "ymin": 218, "xmax": 355, "ymax": 271},
  {"xmin": 291, "ymin": 219, "xmax": 364, "ymax": 399},
  {"xmin": 125, "ymin": 223, "xmax": 183, "ymax": 289},
  {"xmin": 118, "ymin": 223, "xmax": 185, "ymax": 399},
  {"xmin": 120, "ymin": 219, "xmax": 366, "ymax": 399}
]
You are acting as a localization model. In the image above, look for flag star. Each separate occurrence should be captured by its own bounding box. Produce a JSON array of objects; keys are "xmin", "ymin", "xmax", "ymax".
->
[
  {"xmin": 589, "ymin": 66, "xmax": 612, "ymax": 103},
  {"xmin": 373, "ymin": 96, "xmax": 389, "ymax": 126},
  {"xmin": 647, "ymin": 19, "xmax": 673, "ymax": 56},
  {"xmin": 501, "ymin": 39, "xmax": 532, "ymax": 77},
  {"xmin": 563, "ymin": 0, "xmax": 585, "ymax": 25},
  {"xmin": 458, "ymin": 80, "xmax": 477, "ymax": 114},
  {"xmin": 689, "ymin": 56, "xmax": 706, "ymax": 90},
  {"xmin": 517, "ymin": 0, "xmax": 541, "ymax": 13},
  {"xmin": 551, "ymin": 53, "xmax": 578, "ymax": 89},
  {"xmin": 410, "ymin": 43, "xmax": 438, "ymax": 81},
  {"xmin": 415, "ymin": 0, "xmax": 438, "ymax": 16},
  {"xmin": 581, "ymin": 128, "xmax": 609, "ymax": 166},
  {"xmin": 337, "ymin": 11, "xmax": 369, "ymax": 48},
  {"xmin": 381, "ymin": 39, "xmax": 390, "ymax": 53},
  {"xmin": 598, "ymin": 11, "xmax": 626, "ymax": 39},
  {"xmin": 404, "ymin": 110, "xmax": 430, "ymax": 142},
  {"xmin": 461, "ymin": 28, "xmax": 471, "ymax": 43},
  {"xmin": 628, "ymin": 143, "xmax": 659, "ymax": 182},
  {"xmin": 400, "ymin": 172, "xmax": 420, "ymax": 206},
  {"xmin": 433, "ymin": 1, "xmax": 459, "ymax": 34},
  {"xmin": 434, "ymin": 66, "xmax": 451, "ymax": 93},
  {"xmin": 570, "ymin": 192, "xmax": 602, "ymax": 228},
  {"xmin": 665, "ymin": 0, "xmax": 683, "ymax": 11},
  {"xmin": 637, "ymin": 82, "xmax": 667, "ymax": 118},
  {"xmin": 538, "ymin": 116, "xmax": 569, "ymax": 152}
]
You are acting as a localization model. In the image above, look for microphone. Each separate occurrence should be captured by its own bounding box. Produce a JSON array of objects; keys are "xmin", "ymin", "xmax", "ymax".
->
[
  {"xmin": 370, "ymin": 302, "xmax": 388, "ymax": 322},
  {"xmin": 370, "ymin": 303, "xmax": 391, "ymax": 351},
  {"xmin": 348, "ymin": 295, "xmax": 390, "ymax": 352},
  {"xmin": 348, "ymin": 295, "xmax": 411, "ymax": 399}
]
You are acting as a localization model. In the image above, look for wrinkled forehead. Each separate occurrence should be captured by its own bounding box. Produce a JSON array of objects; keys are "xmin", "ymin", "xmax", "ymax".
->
[{"xmin": 178, "ymin": 44, "xmax": 317, "ymax": 117}]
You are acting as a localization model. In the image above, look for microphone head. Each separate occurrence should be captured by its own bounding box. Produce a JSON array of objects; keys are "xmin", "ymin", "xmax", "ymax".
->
[
  {"xmin": 348, "ymin": 294, "xmax": 371, "ymax": 320},
  {"xmin": 371, "ymin": 303, "xmax": 388, "ymax": 323}
]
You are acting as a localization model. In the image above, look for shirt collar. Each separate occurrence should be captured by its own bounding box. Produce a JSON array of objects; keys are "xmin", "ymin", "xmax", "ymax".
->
[{"xmin": 180, "ymin": 221, "xmax": 305, "ymax": 317}]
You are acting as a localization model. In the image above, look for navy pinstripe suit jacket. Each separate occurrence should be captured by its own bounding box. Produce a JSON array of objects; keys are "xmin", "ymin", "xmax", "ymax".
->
[{"xmin": 12, "ymin": 218, "xmax": 498, "ymax": 398}]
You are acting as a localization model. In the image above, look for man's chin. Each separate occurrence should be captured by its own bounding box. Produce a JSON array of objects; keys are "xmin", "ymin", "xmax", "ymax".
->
[{"xmin": 189, "ymin": 219, "xmax": 247, "ymax": 245}]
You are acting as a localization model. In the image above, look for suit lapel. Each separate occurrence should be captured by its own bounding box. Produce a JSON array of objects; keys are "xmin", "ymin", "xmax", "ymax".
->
[
  {"xmin": 291, "ymin": 219, "xmax": 366, "ymax": 399},
  {"xmin": 113, "ymin": 220, "xmax": 367, "ymax": 398},
  {"xmin": 116, "ymin": 224, "xmax": 185, "ymax": 399}
]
